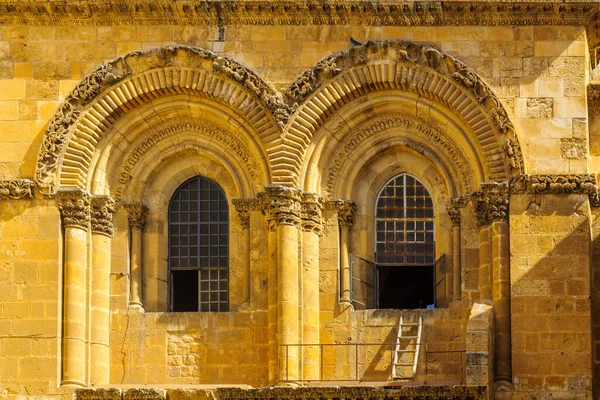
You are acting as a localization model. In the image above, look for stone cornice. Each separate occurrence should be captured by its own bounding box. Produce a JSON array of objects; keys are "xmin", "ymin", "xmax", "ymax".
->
[
  {"xmin": 511, "ymin": 174, "xmax": 597, "ymax": 195},
  {"xmin": 0, "ymin": 179, "xmax": 35, "ymax": 200},
  {"xmin": 0, "ymin": 1, "xmax": 596, "ymax": 26}
]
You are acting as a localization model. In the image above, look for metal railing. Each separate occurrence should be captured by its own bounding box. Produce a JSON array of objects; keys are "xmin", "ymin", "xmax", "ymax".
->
[{"xmin": 278, "ymin": 343, "xmax": 464, "ymax": 384}]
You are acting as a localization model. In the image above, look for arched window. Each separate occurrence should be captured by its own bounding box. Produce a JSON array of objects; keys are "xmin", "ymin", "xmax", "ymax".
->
[
  {"xmin": 375, "ymin": 174, "xmax": 435, "ymax": 309},
  {"xmin": 168, "ymin": 176, "xmax": 229, "ymax": 312}
]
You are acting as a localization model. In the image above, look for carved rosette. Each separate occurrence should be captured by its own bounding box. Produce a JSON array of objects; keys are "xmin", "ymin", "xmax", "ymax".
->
[
  {"xmin": 124, "ymin": 203, "xmax": 149, "ymax": 229},
  {"xmin": 262, "ymin": 185, "xmax": 302, "ymax": 227},
  {"xmin": 447, "ymin": 196, "xmax": 469, "ymax": 226},
  {"xmin": 0, "ymin": 179, "xmax": 35, "ymax": 200},
  {"xmin": 232, "ymin": 199, "xmax": 260, "ymax": 230},
  {"xmin": 472, "ymin": 182, "xmax": 509, "ymax": 227},
  {"xmin": 91, "ymin": 196, "xmax": 116, "ymax": 237},
  {"xmin": 58, "ymin": 189, "xmax": 92, "ymax": 230},
  {"xmin": 301, "ymin": 192, "xmax": 324, "ymax": 235},
  {"xmin": 329, "ymin": 199, "xmax": 356, "ymax": 229}
]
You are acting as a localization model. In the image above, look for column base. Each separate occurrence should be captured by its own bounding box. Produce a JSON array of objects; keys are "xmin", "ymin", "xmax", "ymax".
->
[
  {"xmin": 60, "ymin": 380, "xmax": 86, "ymax": 388},
  {"xmin": 128, "ymin": 302, "xmax": 145, "ymax": 312},
  {"xmin": 494, "ymin": 379, "xmax": 513, "ymax": 391}
]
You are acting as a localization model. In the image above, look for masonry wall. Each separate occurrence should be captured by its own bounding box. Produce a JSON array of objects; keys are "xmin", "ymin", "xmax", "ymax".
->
[{"xmin": 0, "ymin": 22, "xmax": 595, "ymax": 399}]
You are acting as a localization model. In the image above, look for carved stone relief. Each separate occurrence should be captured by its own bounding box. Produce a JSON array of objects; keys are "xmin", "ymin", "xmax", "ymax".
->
[
  {"xmin": 326, "ymin": 199, "xmax": 357, "ymax": 229},
  {"xmin": 324, "ymin": 113, "xmax": 473, "ymax": 198},
  {"xmin": 447, "ymin": 196, "xmax": 469, "ymax": 226},
  {"xmin": 261, "ymin": 185, "xmax": 303, "ymax": 227},
  {"xmin": 113, "ymin": 119, "xmax": 261, "ymax": 199},
  {"xmin": 232, "ymin": 199, "xmax": 261, "ymax": 230},
  {"xmin": 0, "ymin": 180, "xmax": 35, "ymax": 200},
  {"xmin": 58, "ymin": 189, "xmax": 92, "ymax": 230},
  {"xmin": 472, "ymin": 182, "xmax": 509, "ymax": 227},
  {"xmin": 91, "ymin": 196, "xmax": 116, "ymax": 237},
  {"xmin": 124, "ymin": 203, "xmax": 149, "ymax": 229},
  {"xmin": 301, "ymin": 192, "xmax": 325, "ymax": 235}
]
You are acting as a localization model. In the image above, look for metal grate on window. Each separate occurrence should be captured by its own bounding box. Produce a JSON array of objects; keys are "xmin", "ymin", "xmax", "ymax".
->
[
  {"xmin": 375, "ymin": 174, "xmax": 435, "ymax": 266},
  {"xmin": 169, "ymin": 176, "xmax": 229, "ymax": 312}
]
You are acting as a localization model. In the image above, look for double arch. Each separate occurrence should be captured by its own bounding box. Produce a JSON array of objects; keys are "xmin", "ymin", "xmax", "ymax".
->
[{"xmin": 35, "ymin": 41, "xmax": 524, "ymax": 200}]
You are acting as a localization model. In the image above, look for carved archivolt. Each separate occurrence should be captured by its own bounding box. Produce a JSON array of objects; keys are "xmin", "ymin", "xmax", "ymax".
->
[
  {"xmin": 1, "ymin": 1, "xmax": 596, "ymax": 26},
  {"xmin": 113, "ymin": 119, "xmax": 262, "ymax": 200},
  {"xmin": 0, "ymin": 180, "xmax": 35, "ymax": 200},
  {"xmin": 285, "ymin": 40, "xmax": 523, "ymax": 187},
  {"xmin": 323, "ymin": 113, "xmax": 474, "ymax": 197},
  {"xmin": 35, "ymin": 45, "xmax": 283, "ymax": 197}
]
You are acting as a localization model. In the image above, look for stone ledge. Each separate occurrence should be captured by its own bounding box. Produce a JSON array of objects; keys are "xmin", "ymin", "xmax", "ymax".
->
[{"xmin": 76, "ymin": 386, "xmax": 488, "ymax": 400}]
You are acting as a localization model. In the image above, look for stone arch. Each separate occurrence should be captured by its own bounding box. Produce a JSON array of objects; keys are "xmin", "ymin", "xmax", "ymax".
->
[
  {"xmin": 283, "ymin": 40, "xmax": 525, "ymax": 189},
  {"xmin": 35, "ymin": 45, "xmax": 288, "ymax": 197}
]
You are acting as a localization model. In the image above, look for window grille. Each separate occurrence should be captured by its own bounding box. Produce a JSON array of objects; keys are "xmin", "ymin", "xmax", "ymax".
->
[
  {"xmin": 375, "ymin": 174, "xmax": 435, "ymax": 266},
  {"xmin": 169, "ymin": 176, "xmax": 229, "ymax": 312}
]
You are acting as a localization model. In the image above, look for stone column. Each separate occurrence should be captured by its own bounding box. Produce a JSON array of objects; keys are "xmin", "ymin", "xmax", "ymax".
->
[
  {"xmin": 58, "ymin": 189, "xmax": 91, "ymax": 387},
  {"xmin": 301, "ymin": 193, "xmax": 324, "ymax": 381},
  {"xmin": 90, "ymin": 195, "xmax": 115, "ymax": 385},
  {"xmin": 447, "ymin": 197, "xmax": 467, "ymax": 301},
  {"xmin": 336, "ymin": 200, "xmax": 356, "ymax": 306},
  {"xmin": 124, "ymin": 203, "xmax": 148, "ymax": 309},
  {"xmin": 233, "ymin": 199, "xmax": 258, "ymax": 307},
  {"xmin": 263, "ymin": 185, "xmax": 302, "ymax": 383},
  {"xmin": 485, "ymin": 183, "xmax": 512, "ymax": 387},
  {"xmin": 474, "ymin": 192, "xmax": 493, "ymax": 300}
]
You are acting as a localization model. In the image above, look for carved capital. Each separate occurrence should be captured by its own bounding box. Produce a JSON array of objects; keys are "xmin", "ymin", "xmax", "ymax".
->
[
  {"xmin": 447, "ymin": 196, "xmax": 469, "ymax": 226},
  {"xmin": 301, "ymin": 192, "xmax": 324, "ymax": 235},
  {"xmin": 58, "ymin": 189, "xmax": 91, "ymax": 230},
  {"xmin": 327, "ymin": 199, "xmax": 356, "ymax": 229},
  {"xmin": 124, "ymin": 203, "xmax": 149, "ymax": 229},
  {"xmin": 0, "ymin": 179, "xmax": 35, "ymax": 200},
  {"xmin": 232, "ymin": 198, "xmax": 260, "ymax": 230},
  {"xmin": 472, "ymin": 182, "xmax": 509, "ymax": 227},
  {"xmin": 91, "ymin": 196, "xmax": 116, "ymax": 237},
  {"xmin": 261, "ymin": 185, "xmax": 302, "ymax": 227}
]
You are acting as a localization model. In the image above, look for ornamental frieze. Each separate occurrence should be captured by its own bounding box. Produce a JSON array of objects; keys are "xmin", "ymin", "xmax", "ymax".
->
[
  {"xmin": 114, "ymin": 119, "xmax": 261, "ymax": 199},
  {"xmin": 0, "ymin": 180, "xmax": 35, "ymax": 200},
  {"xmin": 324, "ymin": 113, "xmax": 473, "ymax": 197},
  {"xmin": 511, "ymin": 174, "xmax": 597, "ymax": 195},
  {"xmin": 1, "ymin": 1, "xmax": 596, "ymax": 27}
]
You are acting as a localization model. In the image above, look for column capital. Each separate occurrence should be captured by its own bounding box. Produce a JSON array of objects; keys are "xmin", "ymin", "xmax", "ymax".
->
[
  {"xmin": 232, "ymin": 198, "xmax": 260, "ymax": 230},
  {"xmin": 327, "ymin": 199, "xmax": 356, "ymax": 229},
  {"xmin": 301, "ymin": 192, "xmax": 324, "ymax": 235},
  {"xmin": 124, "ymin": 203, "xmax": 149, "ymax": 229},
  {"xmin": 260, "ymin": 184, "xmax": 302, "ymax": 227},
  {"xmin": 57, "ymin": 188, "xmax": 91, "ymax": 230},
  {"xmin": 472, "ymin": 182, "xmax": 509, "ymax": 227},
  {"xmin": 91, "ymin": 196, "xmax": 116, "ymax": 237},
  {"xmin": 447, "ymin": 196, "xmax": 469, "ymax": 226}
]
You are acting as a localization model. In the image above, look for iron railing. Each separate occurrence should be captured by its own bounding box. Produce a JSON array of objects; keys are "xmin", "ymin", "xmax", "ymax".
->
[{"xmin": 278, "ymin": 343, "xmax": 464, "ymax": 384}]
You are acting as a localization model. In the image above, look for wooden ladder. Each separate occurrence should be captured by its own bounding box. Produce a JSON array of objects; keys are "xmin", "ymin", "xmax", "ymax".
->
[{"xmin": 391, "ymin": 315, "xmax": 423, "ymax": 380}]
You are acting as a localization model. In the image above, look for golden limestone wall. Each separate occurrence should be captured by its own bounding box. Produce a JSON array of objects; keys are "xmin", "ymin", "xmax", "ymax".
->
[{"xmin": 0, "ymin": 7, "xmax": 596, "ymax": 400}]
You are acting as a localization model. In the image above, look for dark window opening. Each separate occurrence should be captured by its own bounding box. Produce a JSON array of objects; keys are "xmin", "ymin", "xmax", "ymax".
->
[
  {"xmin": 168, "ymin": 176, "xmax": 229, "ymax": 312},
  {"xmin": 374, "ymin": 174, "xmax": 438, "ymax": 309}
]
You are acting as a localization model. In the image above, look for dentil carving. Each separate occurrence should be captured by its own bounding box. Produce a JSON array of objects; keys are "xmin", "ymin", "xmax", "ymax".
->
[
  {"xmin": 91, "ymin": 196, "xmax": 116, "ymax": 237},
  {"xmin": 124, "ymin": 203, "xmax": 149, "ymax": 229},
  {"xmin": 58, "ymin": 189, "xmax": 92, "ymax": 229},
  {"xmin": 0, "ymin": 180, "xmax": 35, "ymax": 200}
]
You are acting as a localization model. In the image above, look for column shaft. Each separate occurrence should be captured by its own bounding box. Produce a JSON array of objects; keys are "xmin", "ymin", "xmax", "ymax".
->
[
  {"xmin": 492, "ymin": 220, "xmax": 511, "ymax": 383},
  {"xmin": 479, "ymin": 226, "xmax": 492, "ymax": 300},
  {"xmin": 452, "ymin": 224, "xmax": 461, "ymax": 301},
  {"xmin": 90, "ymin": 233, "xmax": 110, "ymax": 384},
  {"xmin": 340, "ymin": 226, "xmax": 351, "ymax": 304},
  {"xmin": 130, "ymin": 225, "xmax": 143, "ymax": 307}
]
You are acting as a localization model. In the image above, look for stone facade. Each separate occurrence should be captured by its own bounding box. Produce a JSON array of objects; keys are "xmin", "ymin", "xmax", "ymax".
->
[{"xmin": 0, "ymin": 1, "xmax": 599, "ymax": 399}]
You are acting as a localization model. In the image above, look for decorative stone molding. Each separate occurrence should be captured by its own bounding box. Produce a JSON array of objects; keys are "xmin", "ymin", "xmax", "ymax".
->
[
  {"xmin": 0, "ymin": 179, "xmax": 35, "ymax": 200},
  {"xmin": 447, "ymin": 196, "xmax": 469, "ymax": 226},
  {"xmin": 327, "ymin": 199, "xmax": 357, "ymax": 229},
  {"xmin": 124, "ymin": 203, "xmax": 149, "ymax": 229},
  {"xmin": 261, "ymin": 185, "xmax": 302, "ymax": 227},
  {"xmin": 283, "ymin": 40, "xmax": 523, "ymax": 187},
  {"xmin": 91, "ymin": 196, "xmax": 116, "ymax": 238},
  {"xmin": 232, "ymin": 199, "xmax": 260, "ymax": 230},
  {"xmin": 58, "ymin": 189, "xmax": 92, "ymax": 230},
  {"xmin": 0, "ymin": 1, "xmax": 596, "ymax": 27},
  {"xmin": 114, "ymin": 119, "xmax": 262, "ymax": 199},
  {"xmin": 472, "ymin": 182, "xmax": 509, "ymax": 227},
  {"xmin": 301, "ymin": 192, "xmax": 325, "ymax": 235},
  {"xmin": 35, "ymin": 45, "xmax": 282, "ymax": 196},
  {"xmin": 324, "ymin": 113, "xmax": 474, "ymax": 197},
  {"xmin": 512, "ymin": 174, "xmax": 597, "ymax": 195}
]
